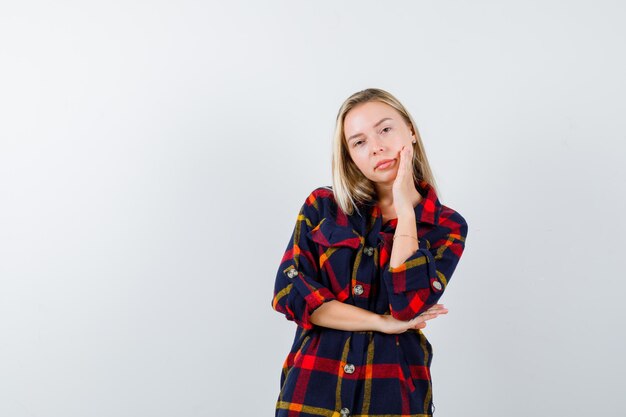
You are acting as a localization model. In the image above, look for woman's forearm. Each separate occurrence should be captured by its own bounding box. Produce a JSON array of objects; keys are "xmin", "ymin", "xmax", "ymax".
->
[
  {"xmin": 309, "ymin": 300, "xmax": 383, "ymax": 331},
  {"xmin": 309, "ymin": 299, "xmax": 444, "ymax": 334},
  {"xmin": 390, "ymin": 210, "xmax": 419, "ymax": 268}
]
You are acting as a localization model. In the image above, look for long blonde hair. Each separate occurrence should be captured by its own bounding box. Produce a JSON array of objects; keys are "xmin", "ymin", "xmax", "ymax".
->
[{"xmin": 331, "ymin": 88, "xmax": 438, "ymax": 216}]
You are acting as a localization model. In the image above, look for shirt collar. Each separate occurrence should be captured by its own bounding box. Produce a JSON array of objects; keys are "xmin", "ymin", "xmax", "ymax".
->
[
  {"xmin": 363, "ymin": 180, "xmax": 441, "ymax": 233},
  {"xmin": 413, "ymin": 180, "xmax": 441, "ymax": 226}
]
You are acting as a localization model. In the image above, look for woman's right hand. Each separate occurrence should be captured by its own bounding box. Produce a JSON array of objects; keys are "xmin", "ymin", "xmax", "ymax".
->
[{"xmin": 377, "ymin": 304, "xmax": 448, "ymax": 334}]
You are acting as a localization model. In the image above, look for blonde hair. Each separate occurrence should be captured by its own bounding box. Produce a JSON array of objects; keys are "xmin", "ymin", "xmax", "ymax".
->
[{"xmin": 331, "ymin": 88, "xmax": 438, "ymax": 216}]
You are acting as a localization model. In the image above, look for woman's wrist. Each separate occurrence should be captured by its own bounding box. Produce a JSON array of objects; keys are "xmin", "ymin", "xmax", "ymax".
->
[
  {"xmin": 393, "ymin": 234, "xmax": 418, "ymax": 242},
  {"xmin": 395, "ymin": 208, "xmax": 416, "ymax": 221}
]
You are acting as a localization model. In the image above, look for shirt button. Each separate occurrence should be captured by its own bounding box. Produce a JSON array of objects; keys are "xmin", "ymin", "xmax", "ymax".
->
[
  {"xmin": 432, "ymin": 280, "xmax": 443, "ymax": 291},
  {"xmin": 340, "ymin": 408, "xmax": 350, "ymax": 417},
  {"xmin": 343, "ymin": 363, "xmax": 355, "ymax": 374},
  {"xmin": 363, "ymin": 246, "xmax": 374, "ymax": 256},
  {"xmin": 286, "ymin": 269, "xmax": 298, "ymax": 279},
  {"xmin": 353, "ymin": 285, "xmax": 364, "ymax": 296}
]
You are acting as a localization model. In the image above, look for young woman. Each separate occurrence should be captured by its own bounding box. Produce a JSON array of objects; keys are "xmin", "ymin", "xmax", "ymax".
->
[{"xmin": 272, "ymin": 88, "xmax": 468, "ymax": 417}]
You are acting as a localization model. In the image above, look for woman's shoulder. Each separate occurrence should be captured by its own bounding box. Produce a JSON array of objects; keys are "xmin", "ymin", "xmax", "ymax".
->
[
  {"xmin": 416, "ymin": 181, "xmax": 467, "ymax": 235},
  {"xmin": 306, "ymin": 185, "xmax": 335, "ymax": 199},
  {"xmin": 299, "ymin": 186, "xmax": 352, "ymax": 224},
  {"xmin": 302, "ymin": 186, "xmax": 337, "ymax": 213},
  {"xmin": 437, "ymin": 203, "xmax": 468, "ymax": 238}
]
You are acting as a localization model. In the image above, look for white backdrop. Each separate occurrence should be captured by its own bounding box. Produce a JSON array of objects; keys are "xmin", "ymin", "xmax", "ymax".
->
[{"xmin": 1, "ymin": 1, "xmax": 625, "ymax": 416}]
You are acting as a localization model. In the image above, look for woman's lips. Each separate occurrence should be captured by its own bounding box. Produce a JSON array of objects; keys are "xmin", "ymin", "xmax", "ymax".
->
[{"xmin": 375, "ymin": 159, "xmax": 396, "ymax": 171}]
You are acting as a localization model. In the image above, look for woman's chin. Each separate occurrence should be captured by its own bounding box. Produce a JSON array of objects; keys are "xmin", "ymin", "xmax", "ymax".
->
[{"xmin": 371, "ymin": 175, "xmax": 397, "ymax": 187}]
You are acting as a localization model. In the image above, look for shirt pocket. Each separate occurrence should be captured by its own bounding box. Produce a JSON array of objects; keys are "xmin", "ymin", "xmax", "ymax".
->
[
  {"xmin": 306, "ymin": 218, "xmax": 361, "ymax": 294},
  {"xmin": 307, "ymin": 217, "xmax": 361, "ymax": 249}
]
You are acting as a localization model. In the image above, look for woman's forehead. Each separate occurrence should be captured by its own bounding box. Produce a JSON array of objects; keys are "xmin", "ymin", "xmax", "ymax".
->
[{"xmin": 344, "ymin": 102, "xmax": 403, "ymax": 134}]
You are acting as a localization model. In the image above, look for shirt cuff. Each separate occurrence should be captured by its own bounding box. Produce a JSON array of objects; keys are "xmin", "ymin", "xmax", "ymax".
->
[{"xmin": 387, "ymin": 248, "xmax": 439, "ymax": 294}]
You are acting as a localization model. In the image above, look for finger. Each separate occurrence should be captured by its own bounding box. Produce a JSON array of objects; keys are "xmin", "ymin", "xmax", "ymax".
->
[
  {"xmin": 401, "ymin": 145, "xmax": 409, "ymax": 169},
  {"xmin": 400, "ymin": 148, "xmax": 412, "ymax": 178},
  {"xmin": 418, "ymin": 311, "xmax": 447, "ymax": 322},
  {"xmin": 418, "ymin": 313, "xmax": 439, "ymax": 322},
  {"xmin": 423, "ymin": 309, "xmax": 448, "ymax": 318},
  {"xmin": 420, "ymin": 309, "xmax": 447, "ymax": 318},
  {"xmin": 404, "ymin": 142, "xmax": 411, "ymax": 158},
  {"xmin": 395, "ymin": 148, "xmax": 407, "ymax": 183},
  {"xmin": 413, "ymin": 307, "xmax": 447, "ymax": 322}
]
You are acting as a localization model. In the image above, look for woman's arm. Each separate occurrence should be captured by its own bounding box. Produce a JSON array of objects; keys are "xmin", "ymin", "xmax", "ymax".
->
[
  {"xmin": 272, "ymin": 190, "xmax": 337, "ymax": 329},
  {"xmin": 389, "ymin": 145, "xmax": 421, "ymax": 268},
  {"xmin": 383, "ymin": 145, "xmax": 467, "ymax": 321},
  {"xmin": 309, "ymin": 300, "xmax": 448, "ymax": 334},
  {"xmin": 390, "ymin": 210, "xmax": 419, "ymax": 268}
]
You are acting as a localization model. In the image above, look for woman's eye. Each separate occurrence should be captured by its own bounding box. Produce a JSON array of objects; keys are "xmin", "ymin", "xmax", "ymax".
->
[
  {"xmin": 381, "ymin": 127, "xmax": 392, "ymax": 134},
  {"xmin": 354, "ymin": 140, "xmax": 364, "ymax": 147}
]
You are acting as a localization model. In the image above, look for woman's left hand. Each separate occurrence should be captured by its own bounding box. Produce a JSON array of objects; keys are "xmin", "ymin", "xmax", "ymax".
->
[
  {"xmin": 377, "ymin": 304, "xmax": 449, "ymax": 334},
  {"xmin": 392, "ymin": 144, "xmax": 419, "ymax": 216}
]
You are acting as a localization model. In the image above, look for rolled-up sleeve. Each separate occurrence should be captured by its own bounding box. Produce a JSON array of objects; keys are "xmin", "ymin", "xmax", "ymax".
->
[
  {"xmin": 383, "ymin": 212, "xmax": 468, "ymax": 321},
  {"xmin": 271, "ymin": 192, "xmax": 336, "ymax": 329}
]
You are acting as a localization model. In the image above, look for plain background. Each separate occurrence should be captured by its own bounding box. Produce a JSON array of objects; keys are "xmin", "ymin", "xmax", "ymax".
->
[{"xmin": 1, "ymin": 1, "xmax": 625, "ymax": 416}]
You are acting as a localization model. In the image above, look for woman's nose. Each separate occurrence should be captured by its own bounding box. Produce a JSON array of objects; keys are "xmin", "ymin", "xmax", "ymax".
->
[{"xmin": 371, "ymin": 138, "xmax": 384, "ymax": 154}]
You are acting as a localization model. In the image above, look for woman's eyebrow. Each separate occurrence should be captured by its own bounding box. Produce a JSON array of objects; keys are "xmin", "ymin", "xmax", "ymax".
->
[{"xmin": 347, "ymin": 118, "xmax": 393, "ymax": 142}]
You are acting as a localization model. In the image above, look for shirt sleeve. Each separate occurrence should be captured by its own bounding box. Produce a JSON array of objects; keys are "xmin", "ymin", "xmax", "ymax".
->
[
  {"xmin": 271, "ymin": 192, "xmax": 336, "ymax": 329},
  {"xmin": 382, "ymin": 211, "xmax": 468, "ymax": 321}
]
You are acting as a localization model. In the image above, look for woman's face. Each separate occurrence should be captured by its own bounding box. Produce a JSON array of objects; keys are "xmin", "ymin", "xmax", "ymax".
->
[{"xmin": 343, "ymin": 101, "xmax": 415, "ymax": 186}]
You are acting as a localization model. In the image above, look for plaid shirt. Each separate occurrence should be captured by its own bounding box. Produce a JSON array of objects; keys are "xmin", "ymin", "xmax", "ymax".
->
[{"xmin": 272, "ymin": 181, "xmax": 468, "ymax": 417}]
